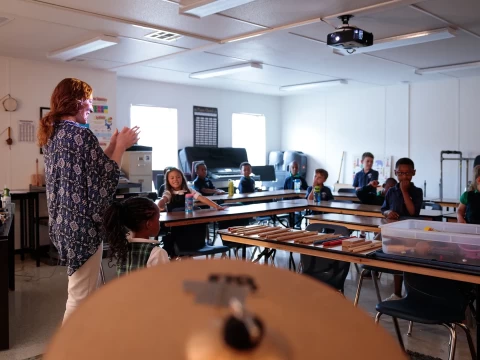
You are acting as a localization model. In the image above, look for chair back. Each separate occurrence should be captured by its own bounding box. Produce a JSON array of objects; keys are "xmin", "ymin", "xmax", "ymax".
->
[
  {"xmin": 421, "ymin": 202, "xmax": 442, "ymax": 211},
  {"xmin": 338, "ymin": 188, "xmax": 356, "ymax": 194},
  {"xmin": 301, "ymin": 224, "xmax": 351, "ymax": 291}
]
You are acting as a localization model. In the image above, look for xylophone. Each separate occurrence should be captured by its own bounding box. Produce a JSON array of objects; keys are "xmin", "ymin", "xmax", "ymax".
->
[{"xmin": 223, "ymin": 225, "xmax": 383, "ymax": 253}]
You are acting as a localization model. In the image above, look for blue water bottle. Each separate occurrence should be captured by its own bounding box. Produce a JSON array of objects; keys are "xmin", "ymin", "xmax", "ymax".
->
[
  {"xmin": 185, "ymin": 194, "xmax": 194, "ymax": 214},
  {"xmin": 314, "ymin": 186, "xmax": 321, "ymax": 203},
  {"xmin": 294, "ymin": 178, "xmax": 301, "ymax": 192}
]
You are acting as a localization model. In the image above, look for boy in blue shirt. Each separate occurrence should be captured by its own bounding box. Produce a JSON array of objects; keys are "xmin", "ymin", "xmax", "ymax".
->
[
  {"xmin": 381, "ymin": 157, "xmax": 423, "ymax": 301},
  {"xmin": 353, "ymin": 152, "xmax": 379, "ymax": 191},
  {"xmin": 238, "ymin": 162, "xmax": 255, "ymax": 194},
  {"xmin": 284, "ymin": 161, "xmax": 308, "ymax": 190},
  {"xmin": 306, "ymin": 169, "xmax": 334, "ymax": 201},
  {"xmin": 192, "ymin": 163, "xmax": 225, "ymax": 196}
]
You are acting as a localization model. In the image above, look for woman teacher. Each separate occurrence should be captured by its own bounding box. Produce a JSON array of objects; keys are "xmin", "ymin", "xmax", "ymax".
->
[{"xmin": 38, "ymin": 78, "xmax": 139, "ymax": 321}]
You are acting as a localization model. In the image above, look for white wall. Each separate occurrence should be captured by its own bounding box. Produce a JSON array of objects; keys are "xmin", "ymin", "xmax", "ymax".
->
[
  {"xmin": 281, "ymin": 77, "xmax": 480, "ymax": 200},
  {"xmin": 116, "ymin": 77, "xmax": 282, "ymax": 166},
  {"xmin": 0, "ymin": 56, "xmax": 116, "ymax": 248}
]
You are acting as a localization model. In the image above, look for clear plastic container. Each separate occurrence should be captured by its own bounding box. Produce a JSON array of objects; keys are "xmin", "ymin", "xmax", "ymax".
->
[{"xmin": 380, "ymin": 220, "xmax": 480, "ymax": 265}]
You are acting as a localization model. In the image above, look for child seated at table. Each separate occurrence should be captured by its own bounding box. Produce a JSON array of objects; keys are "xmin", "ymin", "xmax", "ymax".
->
[
  {"xmin": 104, "ymin": 197, "xmax": 169, "ymax": 276},
  {"xmin": 353, "ymin": 152, "xmax": 379, "ymax": 192},
  {"xmin": 193, "ymin": 162, "xmax": 225, "ymax": 196},
  {"xmin": 306, "ymin": 169, "xmax": 334, "ymax": 201},
  {"xmin": 238, "ymin": 162, "xmax": 255, "ymax": 194},
  {"xmin": 157, "ymin": 167, "xmax": 224, "ymax": 256},
  {"xmin": 457, "ymin": 165, "xmax": 480, "ymax": 224},
  {"xmin": 356, "ymin": 178, "xmax": 397, "ymax": 206},
  {"xmin": 284, "ymin": 160, "xmax": 308, "ymax": 190},
  {"xmin": 381, "ymin": 158, "xmax": 423, "ymax": 301}
]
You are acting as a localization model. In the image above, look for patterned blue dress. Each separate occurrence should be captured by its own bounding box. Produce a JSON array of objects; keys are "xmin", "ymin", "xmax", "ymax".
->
[{"xmin": 43, "ymin": 121, "xmax": 119, "ymax": 275}]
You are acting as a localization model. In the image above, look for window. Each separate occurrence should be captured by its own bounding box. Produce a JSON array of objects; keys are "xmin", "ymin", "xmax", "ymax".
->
[
  {"xmin": 232, "ymin": 113, "xmax": 266, "ymax": 165},
  {"xmin": 130, "ymin": 105, "xmax": 178, "ymax": 170}
]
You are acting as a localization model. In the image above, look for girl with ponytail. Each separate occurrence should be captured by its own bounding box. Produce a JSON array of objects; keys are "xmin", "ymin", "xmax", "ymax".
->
[{"xmin": 104, "ymin": 197, "xmax": 168, "ymax": 276}]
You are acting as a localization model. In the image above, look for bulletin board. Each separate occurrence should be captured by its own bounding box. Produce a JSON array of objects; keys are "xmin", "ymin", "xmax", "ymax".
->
[
  {"xmin": 193, "ymin": 106, "xmax": 218, "ymax": 147},
  {"xmin": 353, "ymin": 155, "xmax": 393, "ymax": 184}
]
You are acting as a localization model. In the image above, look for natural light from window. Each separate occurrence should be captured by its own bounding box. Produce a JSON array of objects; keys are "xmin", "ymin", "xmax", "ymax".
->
[
  {"xmin": 130, "ymin": 105, "xmax": 178, "ymax": 170},
  {"xmin": 232, "ymin": 113, "xmax": 266, "ymax": 165}
]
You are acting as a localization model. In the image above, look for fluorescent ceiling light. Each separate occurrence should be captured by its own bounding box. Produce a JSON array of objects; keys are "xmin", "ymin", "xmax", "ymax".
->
[
  {"xmin": 180, "ymin": 0, "xmax": 256, "ymax": 18},
  {"xmin": 190, "ymin": 62, "xmax": 262, "ymax": 79},
  {"xmin": 47, "ymin": 35, "xmax": 119, "ymax": 61},
  {"xmin": 415, "ymin": 61, "xmax": 480, "ymax": 75},
  {"xmin": 280, "ymin": 80, "xmax": 348, "ymax": 92},
  {"xmin": 335, "ymin": 27, "xmax": 455, "ymax": 56}
]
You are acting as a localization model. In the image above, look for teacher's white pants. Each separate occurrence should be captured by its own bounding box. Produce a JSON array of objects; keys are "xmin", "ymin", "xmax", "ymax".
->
[{"xmin": 63, "ymin": 243, "xmax": 103, "ymax": 324}]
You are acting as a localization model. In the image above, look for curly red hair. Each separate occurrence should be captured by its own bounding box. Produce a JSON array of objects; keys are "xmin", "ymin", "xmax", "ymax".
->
[{"xmin": 37, "ymin": 78, "xmax": 93, "ymax": 146}]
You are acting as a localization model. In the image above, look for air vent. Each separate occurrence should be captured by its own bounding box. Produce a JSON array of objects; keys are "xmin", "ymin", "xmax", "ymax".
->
[
  {"xmin": 0, "ymin": 16, "xmax": 14, "ymax": 28},
  {"xmin": 145, "ymin": 30, "xmax": 182, "ymax": 42},
  {"xmin": 66, "ymin": 58, "xmax": 86, "ymax": 63}
]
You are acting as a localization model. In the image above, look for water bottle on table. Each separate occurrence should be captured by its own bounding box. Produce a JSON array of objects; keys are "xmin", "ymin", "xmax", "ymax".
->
[
  {"xmin": 228, "ymin": 180, "xmax": 234, "ymax": 197},
  {"xmin": 294, "ymin": 178, "xmax": 301, "ymax": 192},
  {"xmin": 185, "ymin": 194, "xmax": 194, "ymax": 214},
  {"xmin": 314, "ymin": 186, "xmax": 321, "ymax": 203}
]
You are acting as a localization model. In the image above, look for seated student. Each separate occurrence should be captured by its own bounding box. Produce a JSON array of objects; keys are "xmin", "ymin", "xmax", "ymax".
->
[
  {"xmin": 192, "ymin": 162, "xmax": 225, "ymax": 196},
  {"xmin": 238, "ymin": 162, "xmax": 255, "ymax": 194},
  {"xmin": 284, "ymin": 160, "xmax": 308, "ymax": 190},
  {"xmin": 306, "ymin": 169, "xmax": 334, "ymax": 201},
  {"xmin": 356, "ymin": 178, "xmax": 397, "ymax": 206},
  {"xmin": 353, "ymin": 152, "xmax": 379, "ymax": 192},
  {"xmin": 103, "ymin": 197, "xmax": 169, "ymax": 276},
  {"xmin": 381, "ymin": 157, "xmax": 423, "ymax": 301},
  {"xmin": 157, "ymin": 167, "xmax": 225, "ymax": 256},
  {"xmin": 458, "ymin": 165, "xmax": 480, "ymax": 224}
]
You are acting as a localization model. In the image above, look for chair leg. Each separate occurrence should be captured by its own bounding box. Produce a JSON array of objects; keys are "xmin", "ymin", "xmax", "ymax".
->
[
  {"xmin": 456, "ymin": 323, "xmax": 476, "ymax": 360},
  {"xmin": 354, "ymin": 264, "xmax": 361, "ymax": 274},
  {"xmin": 407, "ymin": 321, "xmax": 413, "ymax": 337},
  {"xmin": 100, "ymin": 262, "xmax": 106, "ymax": 285},
  {"xmin": 442, "ymin": 324, "xmax": 457, "ymax": 360},
  {"xmin": 392, "ymin": 317, "xmax": 406, "ymax": 352},
  {"xmin": 372, "ymin": 271, "xmax": 382, "ymax": 304},
  {"xmin": 374, "ymin": 312, "xmax": 382, "ymax": 324},
  {"xmin": 354, "ymin": 269, "xmax": 367, "ymax": 307}
]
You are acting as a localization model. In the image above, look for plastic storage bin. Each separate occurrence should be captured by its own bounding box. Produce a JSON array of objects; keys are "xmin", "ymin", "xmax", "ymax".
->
[{"xmin": 380, "ymin": 220, "xmax": 480, "ymax": 265}]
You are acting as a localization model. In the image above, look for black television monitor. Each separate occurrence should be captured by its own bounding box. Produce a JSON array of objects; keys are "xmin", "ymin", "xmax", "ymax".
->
[{"xmin": 251, "ymin": 165, "xmax": 276, "ymax": 182}]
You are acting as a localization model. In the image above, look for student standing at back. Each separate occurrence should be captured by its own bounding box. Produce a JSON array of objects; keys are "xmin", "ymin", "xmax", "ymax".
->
[
  {"xmin": 353, "ymin": 152, "xmax": 379, "ymax": 191},
  {"xmin": 238, "ymin": 162, "xmax": 255, "ymax": 194},
  {"xmin": 284, "ymin": 160, "xmax": 308, "ymax": 190},
  {"xmin": 457, "ymin": 165, "xmax": 480, "ymax": 224},
  {"xmin": 381, "ymin": 157, "xmax": 423, "ymax": 301}
]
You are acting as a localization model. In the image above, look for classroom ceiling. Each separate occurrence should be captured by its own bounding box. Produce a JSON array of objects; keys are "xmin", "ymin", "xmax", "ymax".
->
[{"xmin": 1, "ymin": 0, "xmax": 480, "ymax": 96}]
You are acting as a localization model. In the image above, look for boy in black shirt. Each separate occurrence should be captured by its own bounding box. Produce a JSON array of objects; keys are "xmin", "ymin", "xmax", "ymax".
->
[
  {"xmin": 192, "ymin": 163, "xmax": 224, "ymax": 196},
  {"xmin": 356, "ymin": 178, "xmax": 397, "ymax": 206},
  {"xmin": 238, "ymin": 162, "xmax": 255, "ymax": 194}
]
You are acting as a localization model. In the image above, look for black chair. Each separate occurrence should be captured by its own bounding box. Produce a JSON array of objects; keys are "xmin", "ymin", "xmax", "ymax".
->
[
  {"xmin": 337, "ymin": 188, "xmax": 356, "ymax": 194},
  {"xmin": 422, "ymin": 201, "xmax": 442, "ymax": 211},
  {"xmin": 375, "ymin": 273, "xmax": 476, "ymax": 360},
  {"xmin": 300, "ymin": 224, "xmax": 351, "ymax": 292}
]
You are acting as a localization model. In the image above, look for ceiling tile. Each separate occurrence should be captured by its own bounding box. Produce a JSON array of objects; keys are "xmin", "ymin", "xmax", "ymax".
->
[
  {"xmin": 84, "ymin": 37, "xmax": 185, "ymax": 63},
  {"xmin": 220, "ymin": 0, "xmax": 394, "ymax": 28},
  {"xmin": 146, "ymin": 52, "xmax": 245, "ymax": 72}
]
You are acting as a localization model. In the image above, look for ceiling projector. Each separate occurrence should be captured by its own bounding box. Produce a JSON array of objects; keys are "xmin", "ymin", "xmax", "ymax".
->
[{"xmin": 327, "ymin": 15, "xmax": 374, "ymax": 51}]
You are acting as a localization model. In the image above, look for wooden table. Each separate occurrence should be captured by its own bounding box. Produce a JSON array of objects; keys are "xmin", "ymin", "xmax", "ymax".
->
[
  {"xmin": 430, "ymin": 198, "xmax": 459, "ymax": 210},
  {"xmin": 219, "ymin": 229, "xmax": 480, "ymax": 359},
  {"xmin": 306, "ymin": 214, "xmax": 392, "ymax": 233},
  {"xmin": 207, "ymin": 189, "xmax": 306, "ymax": 204},
  {"xmin": 44, "ymin": 260, "xmax": 406, "ymax": 360},
  {"xmin": 332, "ymin": 192, "xmax": 360, "ymax": 202},
  {"xmin": 0, "ymin": 216, "xmax": 14, "ymax": 350},
  {"xmin": 160, "ymin": 200, "xmax": 308, "ymax": 227}
]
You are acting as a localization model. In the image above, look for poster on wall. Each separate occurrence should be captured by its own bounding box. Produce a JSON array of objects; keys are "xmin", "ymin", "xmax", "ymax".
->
[
  {"xmin": 193, "ymin": 106, "xmax": 218, "ymax": 147},
  {"xmin": 352, "ymin": 155, "xmax": 392, "ymax": 184},
  {"xmin": 89, "ymin": 97, "xmax": 113, "ymax": 146}
]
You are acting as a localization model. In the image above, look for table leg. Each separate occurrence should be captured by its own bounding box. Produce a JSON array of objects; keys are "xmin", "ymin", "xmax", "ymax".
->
[
  {"xmin": 288, "ymin": 213, "xmax": 295, "ymax": 228},
  {"xmin": 20, "ymin": 198, "xmax": 26, "ymax": 261},
  {"xmin": 8, "ymin": 216, "xmax": 14, "ymax": 291},
  {"xmin": 34, "ymin": 194, "xmax": 40, "ymax": 267},
  {"xmin": 242, "ymin": 245, "xmax": 246, "ymax": 260},
  {"xmin": 477, "ymin": 284, "xmax": 479, "ymax": 360}
]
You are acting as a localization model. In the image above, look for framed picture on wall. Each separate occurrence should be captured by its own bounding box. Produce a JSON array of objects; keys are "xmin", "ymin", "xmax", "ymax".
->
[{"xmin": 39, "ymin": 107, "xmax": 50, "ymax": 154}]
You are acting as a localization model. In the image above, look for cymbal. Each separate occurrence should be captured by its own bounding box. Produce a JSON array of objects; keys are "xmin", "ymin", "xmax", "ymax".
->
[{"xmin": 45, "ymin": 260, "xmax": 405, "ymax": 360}]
